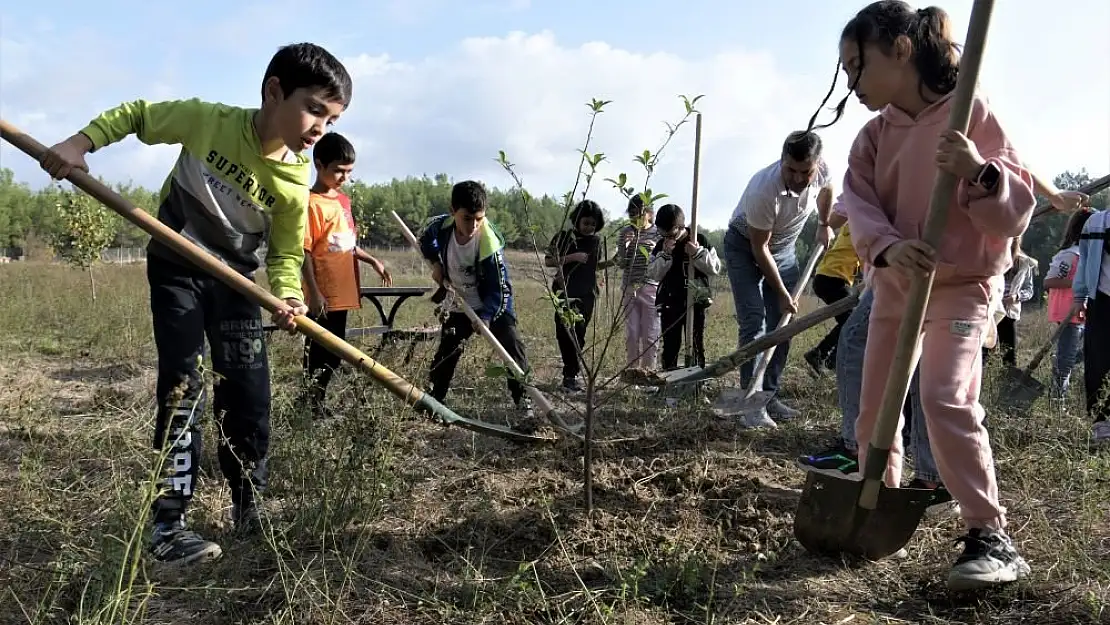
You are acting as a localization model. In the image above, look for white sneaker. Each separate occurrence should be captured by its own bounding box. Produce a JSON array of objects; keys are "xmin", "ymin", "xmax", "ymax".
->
[
  {"xmin": 739, "ymin": 411, "xmax": 778, "ymax": 429},
  {"xmin": 766, "ymin": 398, "xmax": 800, "ymax": 420},
  {"xmin": 947, "ymin": 528, "xmax": 1030, "ymax": 591}
]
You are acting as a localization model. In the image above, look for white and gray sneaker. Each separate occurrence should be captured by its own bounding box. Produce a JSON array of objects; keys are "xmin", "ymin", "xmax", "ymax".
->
[
  {"xmin": 767, "ymin": 397, "xmax": 800, "ymax": 421},
  {"xmin": 947, "ymin": 527, "xmax": 1030, "ymax": 591},
  {"xmin": 739, "ymin": 411, "xmax": 778, "ymax": 429}
]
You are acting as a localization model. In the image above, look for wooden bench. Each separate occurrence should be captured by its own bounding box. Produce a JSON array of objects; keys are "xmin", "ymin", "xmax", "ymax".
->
[{"xmin": 265, "ymin": 286, "xmax": 440, "ymax": 364}]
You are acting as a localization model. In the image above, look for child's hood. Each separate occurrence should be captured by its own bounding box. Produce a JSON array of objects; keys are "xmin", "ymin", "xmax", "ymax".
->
[
  {"xmin": 438, "ymin": 214, "xmax": 505, "ymax": 260},
  {"xmin": 877, "ymin": 91, "xmax": 956, "ymax": 128}
]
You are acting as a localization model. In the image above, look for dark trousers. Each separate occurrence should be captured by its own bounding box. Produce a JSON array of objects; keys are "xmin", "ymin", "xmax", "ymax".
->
[
  {"xmin": 810, "ymin": 274, "xmax": 853, "ymax": 366},
  {"xmin": 147, "ymin": 256, "xmax": 271, "ymax": 525},
  {"xmin": 983, "ymin": 316, "xmax": 1017, "ymax": 368},
  {"xmin": 303, "ymin": 309, "xmax": 349, "ymax": 403},
  {"xmin": 1086, "ymin": 293, "xmax": 1110, "ymax": 423},
  {"xmin": 660, "ymin": 302, "xmax": 707, "ymax": 370},
  {"xmin": 429, "ymin": 312, "xmax": 529, "ymax": 403},
  {"xmin": 554, "ymin": 294, "xmax": 595, "ymax": 380}
]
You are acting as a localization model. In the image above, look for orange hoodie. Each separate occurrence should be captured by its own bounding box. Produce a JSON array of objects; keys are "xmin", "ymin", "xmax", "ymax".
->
[{"xmin": 839, "ymin": 93, "xmax": 1036, "ymax": 284}]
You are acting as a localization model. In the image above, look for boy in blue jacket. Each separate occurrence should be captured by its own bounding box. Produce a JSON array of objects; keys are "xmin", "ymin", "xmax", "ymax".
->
[{"xmin": 419, "ymin": 180, "xmax": 535, "ymax": 425}]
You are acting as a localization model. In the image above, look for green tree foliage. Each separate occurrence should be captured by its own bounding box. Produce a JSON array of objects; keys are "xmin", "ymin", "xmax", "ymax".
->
[
  {"xmin": 0, "ymin": 166, "xmax": 1103, "ymax": 284},
  {"xmin": 48, "ymin": 189, "xmax": 117, "ymax": 300}
]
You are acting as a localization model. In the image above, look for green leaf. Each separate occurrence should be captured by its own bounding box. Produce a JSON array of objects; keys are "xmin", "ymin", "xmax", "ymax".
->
[{"xmin": 588, "ymin": 98, "xmax": 612, "ymax": 112}]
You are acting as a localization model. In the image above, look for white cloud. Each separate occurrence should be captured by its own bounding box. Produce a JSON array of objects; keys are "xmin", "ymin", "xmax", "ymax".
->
[
  {"xmin": 331, "ymin": 30, "xmax": 878, "ymax": 228},
  {"xmin": 2, "ymin": 25, "xmax": 1107, "ymax": 230}
]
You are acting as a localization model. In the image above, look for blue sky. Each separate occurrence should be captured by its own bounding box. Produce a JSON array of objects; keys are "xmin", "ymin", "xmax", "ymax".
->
[{"xmin": 2, "ymin": 0, "xmax": 1108, "ymax": 228}]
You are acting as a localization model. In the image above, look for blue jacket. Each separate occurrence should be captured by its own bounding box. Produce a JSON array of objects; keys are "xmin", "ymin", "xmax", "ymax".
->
[
  {"xmin": 1073, "ymin": 209, "xmax": 1109, "ymax": 304},
  {"xmin": 418, "ymin": 214, "xmax": 515, "ymax": 321}
]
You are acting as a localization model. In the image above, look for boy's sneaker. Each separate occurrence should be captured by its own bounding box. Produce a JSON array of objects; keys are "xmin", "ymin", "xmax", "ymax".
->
[
  {"xmin": 796, "ymin": 442, "xmax": 859, "ymax": 478},
  {"xmin": 947, "ymin": 527, "xmax": 1030, "ymax": 591},
  {"xmin": 907, "ymin": 478, "xmax": 960, "ymax": 518},
  {"xmin": 512, "ymin": 397, "xmax": 537, "ymax": 432},
  {"xmin": 562, "ymin": 377, "xmax": 584, "ymax": 393},
  {"xmin": 802, "ymin": 349, "xmax": 825, "ymax": 378},
  {"xmin": 766, "ymin": 397, "xmax": 800, "ymax": 421},
  {"xmin": 1093, "ymin": 420, "xmax": 1110, "ymax": 444},
  {"xmin": 232, "ymin": 500, "xmax": 262, "ymax": 536},
  {"xmin": 150, "ymin": 520, "xmax": 222, "ymax": 566}
]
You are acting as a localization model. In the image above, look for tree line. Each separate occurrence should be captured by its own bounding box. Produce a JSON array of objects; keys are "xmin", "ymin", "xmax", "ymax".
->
[{"xmin": 1, "ymin": 167, "xmax": 1106, "ymax": 300}]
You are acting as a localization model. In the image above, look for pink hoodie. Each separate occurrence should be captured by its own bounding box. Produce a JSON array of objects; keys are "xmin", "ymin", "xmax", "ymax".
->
[{"xmin": 838, "ymin": 93, "xmax": 1036, "ymax": 283}]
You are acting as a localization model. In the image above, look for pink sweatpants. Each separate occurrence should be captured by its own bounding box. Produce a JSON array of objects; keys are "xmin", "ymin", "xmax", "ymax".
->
[
  {"xmin": 623, "ymin": 283, "xmax": 660, "ymax": 370},
  {"xmin": 855, "ymin": 268, "xmax": 1006, "ymax": 530}
]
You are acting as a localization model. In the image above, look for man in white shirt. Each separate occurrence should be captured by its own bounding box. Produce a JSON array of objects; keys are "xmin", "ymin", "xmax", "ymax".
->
[{"xmin": 723, "ymin": 130, "xmax": 839, "ymax": 428}]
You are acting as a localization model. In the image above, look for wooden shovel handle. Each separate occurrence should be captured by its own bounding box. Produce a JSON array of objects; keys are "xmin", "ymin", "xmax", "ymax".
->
[
  {"xmin": 860, "ymin": 0, "xmax": 997, "ymax": 504},
  {"xmin": 684, "ymin": 113, "xmax": 704, "ymax": 365}
]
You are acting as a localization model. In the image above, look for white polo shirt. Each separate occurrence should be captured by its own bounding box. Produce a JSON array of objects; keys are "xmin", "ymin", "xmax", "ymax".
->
[{"xmin": 729, "ymin": 159, "xmax": 830, "ymax": 254}]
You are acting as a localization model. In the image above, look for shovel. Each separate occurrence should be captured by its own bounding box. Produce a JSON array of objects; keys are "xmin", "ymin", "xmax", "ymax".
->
[
  {"xmin": 0, "ymin": 120, "xmax": 553, "ymax": 445},
  {"xmin": 715, "ymin": 242, "xmax": 826, "ymax": 427},
  {"xmin": 995, "ymin": 301, "xmax": 1082, "ymax": 411},
  {"xmin": 656, "ymin": 286, "xmax": 862, "ymax": 388},
  {"xmin": 793, "ymin": 0, "xmax": 996, "ymax": 560},
  {"xmin": 389, "ymin": 211, "xmax": 584, "ymax": 438}
]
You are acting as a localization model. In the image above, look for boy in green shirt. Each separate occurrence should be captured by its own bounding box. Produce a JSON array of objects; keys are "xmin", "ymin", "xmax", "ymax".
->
[{"xmin": 38, "ymin": 43, "xmax": 352, "ymax": 567}]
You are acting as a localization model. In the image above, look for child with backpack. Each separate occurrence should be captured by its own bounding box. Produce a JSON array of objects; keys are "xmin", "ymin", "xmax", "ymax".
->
[
  {"xmin": 983, "ymin": 237, "xmax": 1036, "ymax": 368},
  {"xmin": 608, "ymin": 196, "xmax": 662, "ymax": 375},
  {"xmin": 420, "ymin": 181, "xmax": 536, "ymax": 427},
  {"xmin": 545, "ymin": 200, "xmax": 604, "ymax": 392},
  {"xmin": 1044, "ymin": 209, "xmax": 1093, "ymax": 402},
  {"xmin": 646, "ymin": 204, "xmax": 722, "ymax": 370}
]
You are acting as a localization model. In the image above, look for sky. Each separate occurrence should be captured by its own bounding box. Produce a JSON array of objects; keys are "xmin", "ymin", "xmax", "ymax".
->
[{"xmin": 2, "ymin": 0, "xmax": 1108, "ymax": 229}]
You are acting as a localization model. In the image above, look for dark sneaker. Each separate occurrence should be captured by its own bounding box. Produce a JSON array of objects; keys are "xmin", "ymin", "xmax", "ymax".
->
[
  {"xmin": 232, "ymin": 501, "xmax": 263, "ymax": 536},
  {"xmin": 802, "ymin": 349, "xmax": 825, "ymax": 379},
  {"xmin": 562, "ymin": 377, "xmax": 584, "ymax": 393},
  {"xmin": 511, "ymin": 398, "xmax": 538, "ymax": 433},
  {"xmin": 907, "ymin": 478, "xmax": 959, "ymax": 517},
  {"xmin": 947, "ymin": 527, "xmax": 1030, "ymax": 591},
  {"xmin": 150, "ymin": 521, "xmax": 222, "ymax": 566},
  {"xmin": 766, "ymin": 397, "xmax": 801, "ymax": 420},
  {"xmin": 796, "ymin": 442, "xmax": 859, "ymax": 478}
]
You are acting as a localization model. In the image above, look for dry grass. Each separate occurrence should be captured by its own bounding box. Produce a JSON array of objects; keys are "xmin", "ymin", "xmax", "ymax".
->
[{"xmin": 0, "ymin": 249, "xmax": 1108, "ymax": 624}]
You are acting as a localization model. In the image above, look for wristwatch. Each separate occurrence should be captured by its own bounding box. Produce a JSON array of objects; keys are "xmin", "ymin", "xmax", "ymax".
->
[{"xmin": 974, "ymin": 162, "xmax": 1001, "ymax": 191}]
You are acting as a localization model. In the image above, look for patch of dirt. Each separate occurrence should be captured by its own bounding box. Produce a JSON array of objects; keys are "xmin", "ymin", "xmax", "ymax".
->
[{"xmin": 0, "ymin": 353, "xmax": 153, "ymax": 417}]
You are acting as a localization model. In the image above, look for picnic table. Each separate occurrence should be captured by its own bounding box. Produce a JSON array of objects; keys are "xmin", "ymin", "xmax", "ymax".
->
[{"xmin": 265, "ymin": 286, "xmax": 440, "ymax": 363}]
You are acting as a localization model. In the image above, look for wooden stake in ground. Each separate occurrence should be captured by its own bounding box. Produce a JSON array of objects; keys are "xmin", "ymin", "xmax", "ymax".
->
[{"xmin": 684, "ymin": 112, "xmax": 704, "ymax": 369}]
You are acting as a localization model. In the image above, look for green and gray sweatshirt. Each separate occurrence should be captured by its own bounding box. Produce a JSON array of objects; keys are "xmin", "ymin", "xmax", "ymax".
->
[{"xmin": 79, "ymin": 98, "xmax": 311, "ymax": 301}]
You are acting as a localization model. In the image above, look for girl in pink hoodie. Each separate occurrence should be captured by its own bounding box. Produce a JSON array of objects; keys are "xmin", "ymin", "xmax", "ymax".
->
[{"xmin": 826, "ymin": 1, "xmax": 1037, "ymax": 591}]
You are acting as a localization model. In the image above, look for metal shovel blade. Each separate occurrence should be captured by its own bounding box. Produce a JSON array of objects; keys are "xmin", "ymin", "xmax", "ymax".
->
[
  {"xmin": 794, "ymin": 471, "xmax": 943, "ymax": 560},
  {"xmin": 656, "ymin": 366, "xmax": 707, "ymax": 387},
  {"xmin": 995, "ymin": 366, "xmax": 1045, "ymax": 412}
]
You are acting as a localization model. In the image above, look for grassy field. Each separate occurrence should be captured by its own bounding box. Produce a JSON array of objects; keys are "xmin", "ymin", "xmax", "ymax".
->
[{"xmin": 0, "ymin": 248, "xmax": 1107, "ymax": 625}]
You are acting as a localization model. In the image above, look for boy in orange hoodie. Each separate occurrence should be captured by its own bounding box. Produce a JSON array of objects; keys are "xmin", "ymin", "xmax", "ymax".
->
[{"xmin": 828, "ymin": 1, "xmax": 1036, "ymax": 591}]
